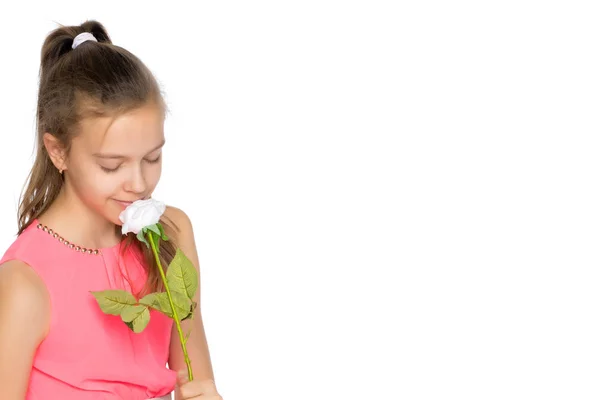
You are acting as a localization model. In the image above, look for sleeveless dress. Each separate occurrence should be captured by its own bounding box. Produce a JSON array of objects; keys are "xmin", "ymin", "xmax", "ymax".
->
[{"xmin": 0, "ymin": 219, "xmax": 176, "ymax": 400}]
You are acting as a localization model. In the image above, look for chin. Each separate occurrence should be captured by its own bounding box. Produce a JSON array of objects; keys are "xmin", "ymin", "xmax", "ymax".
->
[{"xmin": 100, "ymin": 205, "xmax": 124, "ymax": 228}]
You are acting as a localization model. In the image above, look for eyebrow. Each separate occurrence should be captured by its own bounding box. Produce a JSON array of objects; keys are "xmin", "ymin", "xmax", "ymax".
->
[{"xmin": 93, "ymin": 139, "xmax": 166, "ymax": 159}]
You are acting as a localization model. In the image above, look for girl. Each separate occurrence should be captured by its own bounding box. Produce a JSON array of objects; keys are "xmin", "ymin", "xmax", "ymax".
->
[{"xmin": 0, "ymin": 21, "xmax": 223, "ymax": 400}]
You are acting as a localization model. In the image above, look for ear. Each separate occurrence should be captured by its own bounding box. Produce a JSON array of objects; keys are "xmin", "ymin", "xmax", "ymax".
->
[{"xmin": 43, "ymin": 133, "xmax": 68, "ymax": 172}]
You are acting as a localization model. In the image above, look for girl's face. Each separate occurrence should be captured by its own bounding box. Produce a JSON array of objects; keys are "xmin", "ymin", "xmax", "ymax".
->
[{"xmin": 65, "ymin": 103, "xmax": 165, "ymax": 226}]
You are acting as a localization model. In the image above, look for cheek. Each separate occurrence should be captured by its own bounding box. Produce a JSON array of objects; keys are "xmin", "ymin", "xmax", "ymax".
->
[
  {"xmin": 73, "ymin": 167, "xmax": 122, "ymax": 197},
  {"xmin": 145, "ymin": 164, "xmax": 162, "ymax": 190},
  {"xmin": 85, "ymin": 176, "xmax": 121, "ymax": 200}
]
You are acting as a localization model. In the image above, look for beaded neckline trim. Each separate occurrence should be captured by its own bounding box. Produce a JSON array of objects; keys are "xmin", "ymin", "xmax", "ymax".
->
[{"xmin": 36, "ymin": 222, "xmax": 101, "ymax": 255}]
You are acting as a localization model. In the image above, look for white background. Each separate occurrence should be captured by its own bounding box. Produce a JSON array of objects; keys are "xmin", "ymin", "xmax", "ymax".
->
[{"xmin": 0, "ymin": 1, "xmax": 599, "ymax": 399}]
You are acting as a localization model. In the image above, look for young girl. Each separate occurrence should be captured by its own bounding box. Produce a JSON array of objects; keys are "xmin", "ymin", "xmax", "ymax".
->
[{"xmin": 0, "ymin": 21, "xmax": 223, "ymax": 400}]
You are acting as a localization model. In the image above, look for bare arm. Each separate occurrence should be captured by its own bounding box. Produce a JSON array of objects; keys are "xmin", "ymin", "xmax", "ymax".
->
[
  {"xmin": 164, "ymin": 206, "xmax": 221, "ymax": 399},
  {"xmin": 0, "ymin": 260, "xmax": 51, "ymax": 399}
]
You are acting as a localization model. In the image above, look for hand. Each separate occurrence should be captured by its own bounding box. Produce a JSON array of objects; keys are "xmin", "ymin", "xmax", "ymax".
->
[{"xmin": 176, "ymin": 369, "xmax": 223, "ymax": 400}]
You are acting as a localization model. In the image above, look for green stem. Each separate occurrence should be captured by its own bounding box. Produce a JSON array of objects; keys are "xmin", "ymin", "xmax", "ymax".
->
[{"xmin": 147, "ymin": 232, "xmax": 194, "ymax": 382}]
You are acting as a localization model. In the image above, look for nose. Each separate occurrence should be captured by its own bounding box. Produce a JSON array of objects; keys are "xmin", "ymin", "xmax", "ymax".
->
[{"xmin": 124, "ymin": 165, "xmax": 147, "ymax": 194}]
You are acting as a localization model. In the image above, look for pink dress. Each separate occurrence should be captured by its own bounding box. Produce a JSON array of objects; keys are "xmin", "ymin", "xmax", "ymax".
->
[{"xmin": 0, "ymin": 219, "xmax": 176, "ymax": 400}]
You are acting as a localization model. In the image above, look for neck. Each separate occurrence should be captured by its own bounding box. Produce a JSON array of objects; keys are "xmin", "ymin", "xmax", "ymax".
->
[{"xmin": 37, "ymin": 186, "xmax": 122, "ymax": 250}]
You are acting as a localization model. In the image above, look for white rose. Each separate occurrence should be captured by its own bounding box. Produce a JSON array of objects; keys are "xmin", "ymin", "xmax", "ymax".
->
[{"xmin": 119, "ymin": 198, "xmax": 166, "ymax": 235}]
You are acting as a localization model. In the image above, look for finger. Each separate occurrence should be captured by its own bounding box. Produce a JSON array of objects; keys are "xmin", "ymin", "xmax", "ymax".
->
[
  {"xmin": 179, "ymin": 383, "xmax": 203, "ymax": 399},
  {"xmin": 176, "ymin": 369, "xmax": 190, "ymax": 386}
]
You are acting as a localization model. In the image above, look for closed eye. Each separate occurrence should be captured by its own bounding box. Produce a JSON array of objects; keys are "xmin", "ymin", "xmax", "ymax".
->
[
  {"xmin": 100, "ymin": 155, "xmax": 160, "ymax": 173},
  {"xmin": 145, "ymin": 155, "xmax": 161, "ymax": 164},
  {"xmin": 101, "ymin": 165, "xmax": 120, "ymax": 173}
]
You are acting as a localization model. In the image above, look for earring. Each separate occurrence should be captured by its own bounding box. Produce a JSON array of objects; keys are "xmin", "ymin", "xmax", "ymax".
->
[{"xmin": 59, "ymin": 168, "xmax": 63, "ymax": 175}]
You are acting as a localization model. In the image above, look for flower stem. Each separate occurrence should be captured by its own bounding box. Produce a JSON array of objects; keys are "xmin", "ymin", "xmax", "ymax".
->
[{"xmin": 147, "ymin": 232, "xmax": 194, "ymax": 382}]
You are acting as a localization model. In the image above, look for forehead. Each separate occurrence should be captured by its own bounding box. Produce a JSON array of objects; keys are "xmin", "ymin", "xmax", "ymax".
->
[{"xmin": 76, "ymin": 104, "xmax": 165, "ymax": 154}]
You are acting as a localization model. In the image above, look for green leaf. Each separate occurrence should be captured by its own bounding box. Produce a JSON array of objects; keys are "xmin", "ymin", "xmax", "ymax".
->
[
  {"xmin": 124, "ymin": 320, "xmax": 135, "ymax": 331},
  {"xmin": 145, "ymin": 224, "xmax": 161, "ymax": 237},
  {"xmin": 170, "ymin": 291, "xmax": 193, "ymax": 321},
  {"xmin": 137, "ymin": 231, "xmax": 149, "ymax": 248},
  {"xmin": 182, "ymin": 301, "xmax": 198, "ymax": 321},
  {"xmin": 166, "ymin": 249, "xmax": 198, "ymax": 300},
  {"xmin": 120, "ymin": 305, "xmax": 150, "ymax": 333},
  {"xmin": 157, "ymin": 223, "xmax": 169, "ymax": 241},
  {"xmin": 120, "ymin": 304, "xmax": 146, "ymax": 322},
  {"xmin": 139, "ymin": 292, "xmax": 167, "ymax": 313},
  {"xmin": 90, "ymin": 290, "xmax": 137, "ymax": 315},
  {"xmin": 184, "ymin": 328, "xmax": 192, "ymax": 344},
  {"xmin": 140, "ymin": 291, "xmax": 191, "ymax": 321}
]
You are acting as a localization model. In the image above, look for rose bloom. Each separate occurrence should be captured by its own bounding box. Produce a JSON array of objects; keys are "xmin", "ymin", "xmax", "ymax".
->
[{"xmin": 119, "ymin": 198, "xmax": 166, "ymax": 235}]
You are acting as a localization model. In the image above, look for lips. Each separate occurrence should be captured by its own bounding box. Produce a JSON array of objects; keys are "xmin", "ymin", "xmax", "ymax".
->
[{"xmin": 114, "ymin": 199, "xmax": 138, "ymax": 207}]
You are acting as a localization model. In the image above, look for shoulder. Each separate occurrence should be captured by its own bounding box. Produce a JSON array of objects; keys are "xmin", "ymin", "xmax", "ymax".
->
[
  {"xmin": 162, "ymin": 205, "xmax": 199, "ymax": 265},
  {"xmin": 163, "ymin": 205, "xmax": 193, "ymax": 235},
  {"xmin": 0, "ymin": 260, "xmax": 51, "ymax": 342},
  {"xmin": 163, "ymin": 205, "xmax": 195, "ymax": 245},
  {"xmin": 0, "ymin": 260, "xmax": 49, "ymax": 303}
]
